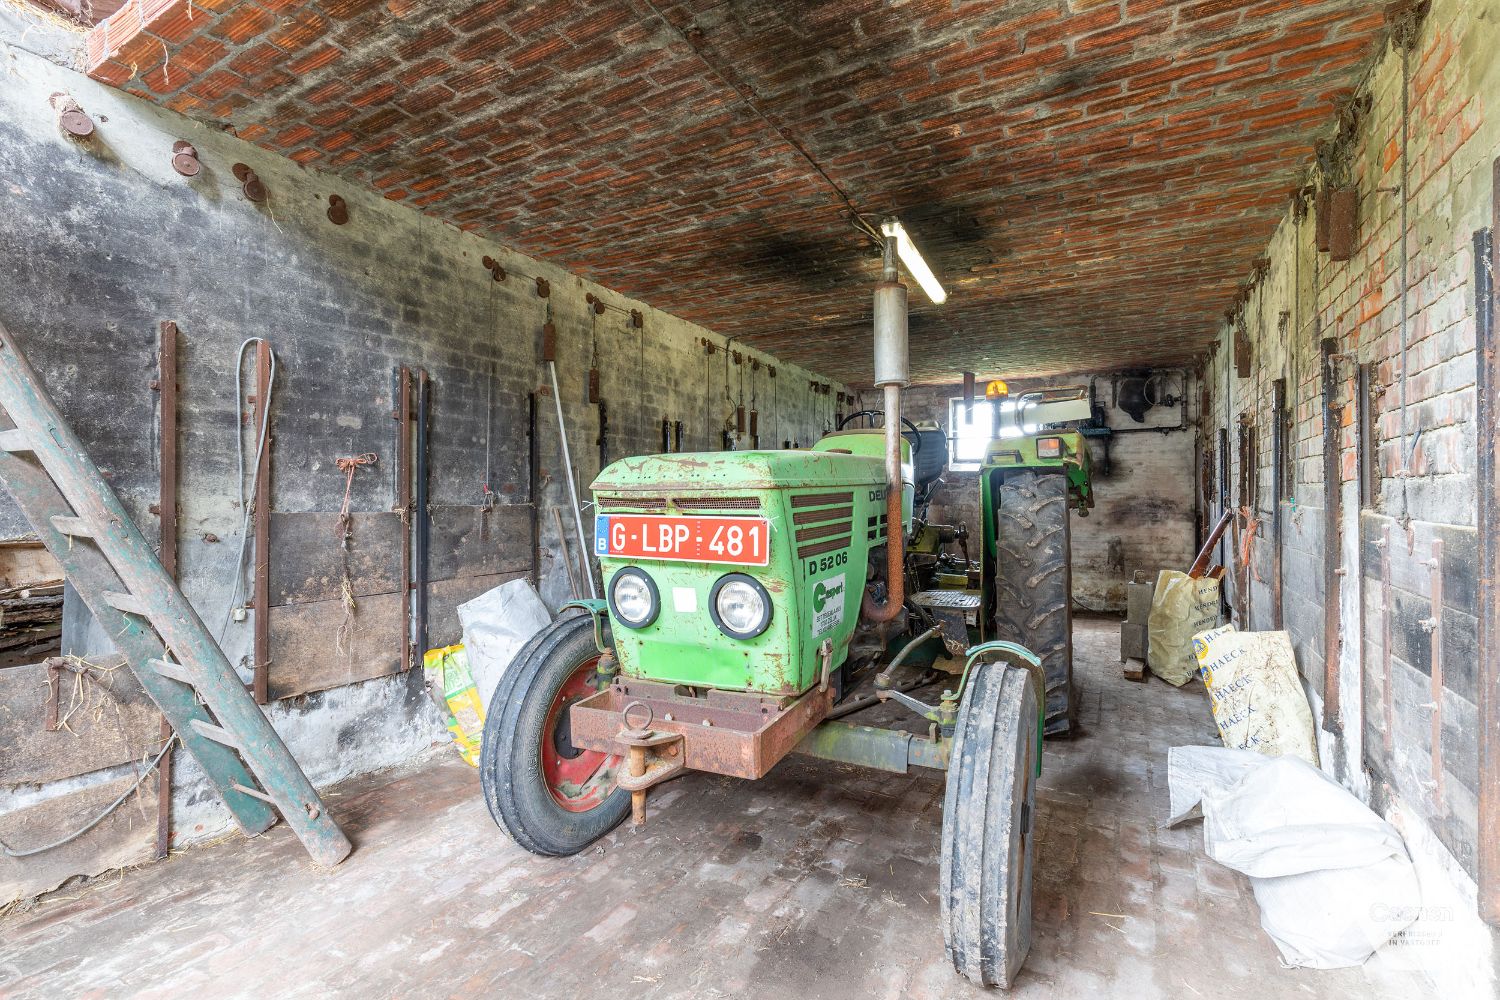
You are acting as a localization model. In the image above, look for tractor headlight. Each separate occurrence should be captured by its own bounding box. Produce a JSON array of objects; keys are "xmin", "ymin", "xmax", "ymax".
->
[
  {"xmin": 1036, "ymin": 436, "xmax": 1063, "ymax": 459},
  {"xmin": 710, "ymin": 573, "xmax": 772, "ymax": 640},
  {"xmin": 608, "ymin": 568, "xmax": 659, "ymax": 629}
]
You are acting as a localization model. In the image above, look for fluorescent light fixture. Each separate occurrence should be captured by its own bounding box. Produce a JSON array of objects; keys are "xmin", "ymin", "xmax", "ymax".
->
[{"xmin": 881, "ymin": 219, "xmax": 947, "ymax": 305}]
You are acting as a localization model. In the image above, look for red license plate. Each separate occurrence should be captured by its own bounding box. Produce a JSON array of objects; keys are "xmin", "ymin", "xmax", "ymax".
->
[{"xmin": 595, "ymin": 514, "xmax": 771, "ymax": 566}]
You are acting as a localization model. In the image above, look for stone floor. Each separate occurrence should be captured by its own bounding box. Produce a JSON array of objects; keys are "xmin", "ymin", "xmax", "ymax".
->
[{"xmin": 0, "ymin": 619, "xmax": 1437, "ymax": 999}]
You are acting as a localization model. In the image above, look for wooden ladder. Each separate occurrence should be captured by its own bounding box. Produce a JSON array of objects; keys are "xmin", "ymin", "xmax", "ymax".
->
[{"xmin": 0, "ymin": 322, "xmax": 351, "ymax": 866}]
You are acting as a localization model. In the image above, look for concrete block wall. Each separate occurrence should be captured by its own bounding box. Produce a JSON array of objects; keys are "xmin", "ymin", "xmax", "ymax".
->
[
  {"xmin": 1198, "ymin": 0, "xmax": 1498, "ymax": 989},
  {"xmin": 0, "ymin": 18, "xmax": 843, "ymax": 872},
  {"xmin": 889, "ymin": 373, "xmax": 1198, "ymax": 613}
]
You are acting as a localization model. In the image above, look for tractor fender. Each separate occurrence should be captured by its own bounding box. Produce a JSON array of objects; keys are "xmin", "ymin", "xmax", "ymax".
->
[
  {"xmin": 559, "ymin": 599, "xmax": 609, "ymax": 653},
  {"xmin": 956, "ymin": 640, "xmax": 1045, "ymax": 776}
]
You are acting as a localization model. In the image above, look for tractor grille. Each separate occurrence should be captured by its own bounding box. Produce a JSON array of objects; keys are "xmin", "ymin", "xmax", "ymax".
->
[
  {"xmin": 672, "ymin": 496, "xmax": 761, "ymax": 512},
  {"xmin": 792, "ymin": 490, "xmax": 853, "ymax": 560},
  {"xmin": 596, "ymin": 495, "xmax": 667, "ymax": 512}
]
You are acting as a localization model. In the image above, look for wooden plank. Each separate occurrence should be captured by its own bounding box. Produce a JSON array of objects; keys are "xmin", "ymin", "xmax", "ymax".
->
[
  {"xmin": 425, "ymin": 571, "xmax": 529, "ymax": 650},
  {"xmin": 268, "ymin": 511, "xmax": 402, "ymax": 607},
  {"xmin": 427, "ymin": 505, "xmax": 533, "ymax": 583},
  {"xmin": 0, "ymin": 656, "xmax": 160, "ymax": 785},
  {"xmin": 0, "ymin": 540, "xmax": 61, "ymax": 593},
  {"xmin": 0, "ymin": 775, "xmax": 159, "ymax": 905},
  {"xmin": 267, "ymin": 591, "xmax": 404, "ymax": 701}
]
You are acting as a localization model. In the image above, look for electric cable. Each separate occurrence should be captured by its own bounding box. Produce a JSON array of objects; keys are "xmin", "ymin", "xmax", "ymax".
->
[
  {"xmin": 218, "ymin": 338, "xmax": 276, "ymax": 645},
  {"xmin": 1, "ymin": 737, "xmax": 177, "ymax": 858}
]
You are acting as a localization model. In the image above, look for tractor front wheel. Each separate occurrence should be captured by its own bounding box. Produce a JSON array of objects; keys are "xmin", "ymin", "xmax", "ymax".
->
[
  {"xmin": 993, "ymin": 469, "xmax": 1076, "ymax": 736},
  {"xmin": 940, "ymin": 661, "xmax": 1040, "ymax": 988},
  {"xmin": 480, "ymin": 613, "xmax": 628, "ymax": 856}
]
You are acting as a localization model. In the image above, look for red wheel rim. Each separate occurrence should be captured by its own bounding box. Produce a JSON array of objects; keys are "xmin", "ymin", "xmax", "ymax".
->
[{"xmin": 540, "ymin": 656, "xmax": 620, "ymax": 812}]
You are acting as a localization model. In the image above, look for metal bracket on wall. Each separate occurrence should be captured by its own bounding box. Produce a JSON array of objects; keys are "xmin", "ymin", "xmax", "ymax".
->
[
  {"xmin": 1319, "ymin": 336, "xmax": 1344, "ymax": 734},
  {"xmin": 251, "ymin": 341, "xmax": 272, "ymax": 705},
  {"xmin": 1422, "ymin": 538, "xmax": 1445, "ymax": 815},
  {"xmin": 392, "ymin": 366, "xmax": 414, "ymax": 673},
  {"xmin": 154, "ymin": 319, "xmax": 179, "ymax": 858}
]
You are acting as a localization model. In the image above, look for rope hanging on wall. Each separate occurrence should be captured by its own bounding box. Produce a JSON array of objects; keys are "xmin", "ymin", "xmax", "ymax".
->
[{"xmin": 332, "ymin": 452, "xmax": 377, "ymax": 655}]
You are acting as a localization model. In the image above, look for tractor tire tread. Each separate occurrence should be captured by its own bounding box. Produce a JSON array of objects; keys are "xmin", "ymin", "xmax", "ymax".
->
[{"xmin": 993, "ymin": 470, "xmax": 1076, "ymax": 736}]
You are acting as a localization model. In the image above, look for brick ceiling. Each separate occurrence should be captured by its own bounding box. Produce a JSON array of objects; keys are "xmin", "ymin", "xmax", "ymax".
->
[{"xmin": 86, "ymin": 0, "xmax": 1389, "ymax": 385}]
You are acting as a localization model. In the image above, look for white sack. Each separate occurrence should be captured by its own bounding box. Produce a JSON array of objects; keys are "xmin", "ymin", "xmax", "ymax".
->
[
  {"xmin": 458, "ymin": 579, "xmax": 552, "ymax": 711},
  {"xmin": 1166, "ymin": 746, "xmax": 1420, "ymax": 969},
  {"xmin": 1164, "ymin": 745, "xmax": 1266, "ymax": 827},
  {"xmin": 1193, "ymin": 625, "xmax": 1319, "ymax": 766}
]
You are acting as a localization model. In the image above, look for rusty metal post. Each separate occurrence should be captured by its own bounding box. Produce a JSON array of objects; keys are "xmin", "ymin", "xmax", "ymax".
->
[
  {"xmin": 1319, "ymin": 337, "xmax": 1343, "ymax": 733},
  {"xmin": 1380, "ymin": 522, "xmax": 1393, "ymax": 753},
  {"xmin": 628, "ymin": 744, "xmax": 647, "ymax": 827},
  {"xmin": 1423, "ymin": 539, "xmax": 1445, "ymax": 813},
  {"xmin": 1271, "ymin": 378, "xmax": 1286, "ymax": 628},
  {"xmin": 1476, "ymin": 169, "xmax": 1499, "ymax": 925},
  {"xmin": 251, "ymin": 340, "xmax": 272, "ymax": 704},
  {"xmin": 395, "ymin": 366, "xmax": 413, "ymax": 672},
  {"xmin": 155, "ymin": 320, "xmax": 179, "ymax": 859},
  {"xmin": 528, "ymin": 392, "xmax": 540, "ymax": 589}
]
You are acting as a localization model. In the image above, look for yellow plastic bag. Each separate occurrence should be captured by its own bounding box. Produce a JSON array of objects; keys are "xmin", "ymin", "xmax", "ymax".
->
[
  {"xmin": 423, "ymin": 644, "xmax": 484, "ymax": 767},
  {"xmin": 1193, "ymin": 624, "xmax": 1319, "ymax": 766},
  {"xmin": 1146, "ymin": 570, "xmax": 1220, "ymax": 685}
]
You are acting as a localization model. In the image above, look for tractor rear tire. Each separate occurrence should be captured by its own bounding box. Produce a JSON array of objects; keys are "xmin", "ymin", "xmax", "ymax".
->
[
  {"xmin": 480, "ymin": 613, "xmax": 629, "ymax": 856},
  {"xmin": 941, "ymin": 661, "xmax": 1040, "ymax": 988},
  {"xmin": 993, "ymin": 469, "xmax": 1076, "ymax": 736}
]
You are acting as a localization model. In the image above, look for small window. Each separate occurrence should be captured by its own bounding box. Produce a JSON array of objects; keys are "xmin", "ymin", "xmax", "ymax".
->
[{"xmin": 947, "ymin": 397, "xmax": 1036, "ymax": 471}]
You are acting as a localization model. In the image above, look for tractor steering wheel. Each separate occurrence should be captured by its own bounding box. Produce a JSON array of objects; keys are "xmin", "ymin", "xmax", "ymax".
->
[{"xmin": 837, "ymin": 409, "xmax": 923, "ymax": 460}]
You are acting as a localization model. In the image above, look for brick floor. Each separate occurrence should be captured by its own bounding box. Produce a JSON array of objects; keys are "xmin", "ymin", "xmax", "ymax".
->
[{"xmin": 0, "ymin": 619, "xmax": 1435, "ymax": 998}]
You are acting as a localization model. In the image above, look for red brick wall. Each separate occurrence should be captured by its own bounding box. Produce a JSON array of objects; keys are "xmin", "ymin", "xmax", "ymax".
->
[{"xmin": 1200, "ymin": 0, "xmax": 1493, "ymax": 887}]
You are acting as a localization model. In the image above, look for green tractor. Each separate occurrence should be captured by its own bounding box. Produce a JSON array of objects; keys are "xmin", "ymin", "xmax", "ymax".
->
[{"xmin": 481, "ymin": 232, "xmax": 1093, "ymax": 988}]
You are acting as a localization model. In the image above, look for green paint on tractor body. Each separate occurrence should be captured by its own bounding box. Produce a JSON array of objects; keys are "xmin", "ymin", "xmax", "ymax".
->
[
  {"xmin": 591, "ymin": 439, "xmax": 909, "ymax": 697},
  {"xmin": 589, "ymin": 420, "xmax": 1089, "ymax": 698}
]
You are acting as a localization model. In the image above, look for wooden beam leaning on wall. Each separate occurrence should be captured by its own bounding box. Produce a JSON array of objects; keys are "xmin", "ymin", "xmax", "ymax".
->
[{"xmin": 1475, "ymin": 163, "xmax": 1499, "ymax": 926}]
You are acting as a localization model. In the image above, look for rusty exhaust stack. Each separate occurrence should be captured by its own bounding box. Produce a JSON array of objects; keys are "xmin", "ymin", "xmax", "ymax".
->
[{"xmin": 862, "ymin": 227, "xmax": 908, "ymax": 623}]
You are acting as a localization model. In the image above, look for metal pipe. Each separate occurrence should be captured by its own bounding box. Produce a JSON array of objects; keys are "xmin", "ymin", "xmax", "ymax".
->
[
  {"xmin": 863, "ymin": 229, "xmax": 908, "ymax": 624},
  {"xmin": 827, "ymin": 670, "xmax": 941, "ymax": 721},
  {"xmin": 875, "ymin": 625, "xmax": 942, "ymax": 689},
  {"xmin": 548, "ymin": 359, "xmax": 597, "ymax": 598}
]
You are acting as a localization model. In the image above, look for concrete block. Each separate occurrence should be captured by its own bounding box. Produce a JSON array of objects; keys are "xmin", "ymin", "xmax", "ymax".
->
[
  {"xmin": 1120, "ymin": 621, "xmax": 1149, "ymax": 661},
  {"xmin": 1126, "ymin": 579, "xmax": 1156, "ymax": 623}
]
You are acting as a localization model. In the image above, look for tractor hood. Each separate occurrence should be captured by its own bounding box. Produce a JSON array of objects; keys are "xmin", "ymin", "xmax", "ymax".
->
[{"xmin": 592, "ymin": 450, "xmax": 882, "ymax": 494}]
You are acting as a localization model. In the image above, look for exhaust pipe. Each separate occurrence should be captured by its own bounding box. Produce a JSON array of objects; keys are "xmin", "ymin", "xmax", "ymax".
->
[{"xmin": 862, "ymin": 227, "xmax": 908, "ymax": 624}]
